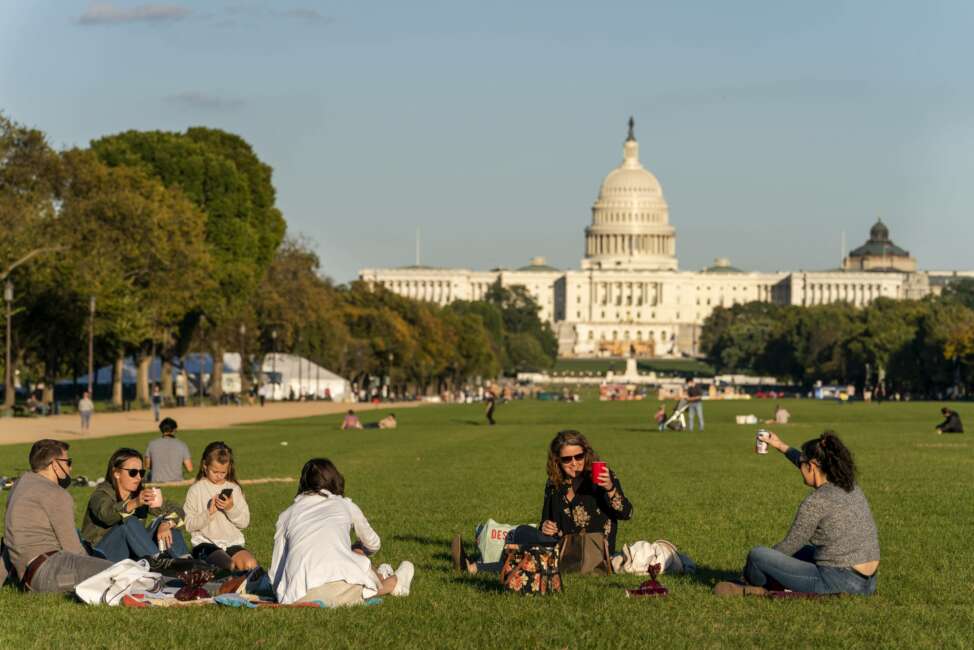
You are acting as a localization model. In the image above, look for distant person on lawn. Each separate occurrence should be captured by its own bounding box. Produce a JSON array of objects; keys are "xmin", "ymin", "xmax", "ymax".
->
[
  {"xmin": 341, "ymin": 410, "xmax": 363, "ymax": 430},
  {"xmin": 452, "ymin": 430, "xmax": 633, "ymax": 574},
  {"xmin": 654, "ymin": 403, "xmax": 666, "ymax": 431},
  {"xmin": 484, "ymin": 388, "xmax": 497, "ymax": 426},
  {"xmin": 78, "ymin": 391, "xmax": 94, "ymax": 431},
  {"xmin": 685, "ymin": 379, "xmax": 704, "ymax": 431},
  {"xmin": 184, "ymin": 442, "xmax": 258, "ymax": 572},
  {"xmin": 935, "ymin": 407, "xmax": 963, "ymax": 434},
  {"xmin": 715, "ymin": 431, "xmax": 880, "ymax": 597},
  {"xmin": 269, "ymin": 458, "xmax": 415, "ymax": 606},
  {"xmin": 145, "ymin": 417, "xmax": 192, "ymax": 483},
  {"xmin": 377, "ymin": 413, "xmax": 397, "ymax": 429},
  {"xmin": 766, "ymin": 404, "xmax": 791, "ymax": 425},
  {"xmin": 2, "ymin": 439, "xmax": 113, "ymax": 592}
]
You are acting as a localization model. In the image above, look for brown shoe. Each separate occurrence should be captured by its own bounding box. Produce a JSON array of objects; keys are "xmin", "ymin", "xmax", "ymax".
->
[
  {"xmin": 714, "ymin": 581, "xmax": 768, "ymax": 597},
  {"xmin": 450, "ymin": 534, "xmax": 466, "ymax": 571}
]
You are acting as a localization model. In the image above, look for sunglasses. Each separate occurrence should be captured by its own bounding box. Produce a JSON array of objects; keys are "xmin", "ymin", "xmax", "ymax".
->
[
  {"xmin": 119, "ymin": 468, "xmax": 146, "ymax": 478},
  {"xmin": 559, "ymin": 452, "xmax": 586, "ymax": 464},
  {"xmin": 55, "ymin": 457, "xmax": 73, "ymax": 467}
]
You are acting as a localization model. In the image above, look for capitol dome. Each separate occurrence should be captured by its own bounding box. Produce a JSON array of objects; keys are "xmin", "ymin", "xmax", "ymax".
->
[{"xmin": 583, "ymin": 118, "xmax": 677, "ymax": 271}]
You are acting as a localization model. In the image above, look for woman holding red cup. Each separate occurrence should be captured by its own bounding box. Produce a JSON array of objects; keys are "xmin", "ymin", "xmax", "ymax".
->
[
  {"xmin": 539, "ymin": 430, "xmax": 632, "ymax": 552},
  {"xmin": 453, "ymin": 430, "xmax": 633, "ymax": 573}
]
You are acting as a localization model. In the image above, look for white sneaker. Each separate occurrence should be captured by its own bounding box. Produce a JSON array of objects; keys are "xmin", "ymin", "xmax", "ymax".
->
[
  {"xmin": 376, "ymin": 563, "xmax": 394, "ymax": 579},
  {"xmin": 391, "ymin": 561, "xmax": 414, "ymax": 596}
]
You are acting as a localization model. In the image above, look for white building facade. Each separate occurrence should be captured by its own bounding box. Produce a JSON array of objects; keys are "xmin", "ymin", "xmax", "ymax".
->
[{"xmin": 359, "ymin": 120, "xmax": 974, "ymax": 357}]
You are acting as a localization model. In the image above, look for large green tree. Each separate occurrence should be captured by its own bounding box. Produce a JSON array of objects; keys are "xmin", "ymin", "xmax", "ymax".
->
[{"xmin": 90, "ymin": 128, "xmax": 285, "ymax": 398}]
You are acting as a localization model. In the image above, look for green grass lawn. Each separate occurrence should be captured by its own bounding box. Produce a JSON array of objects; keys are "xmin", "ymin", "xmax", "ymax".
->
[{"xmin": 1, "ymin": 399, "xmax": 971, "ymax": 648}]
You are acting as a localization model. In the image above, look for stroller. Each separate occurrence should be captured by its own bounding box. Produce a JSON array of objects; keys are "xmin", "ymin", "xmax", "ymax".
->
[{"xmin": 663, "ymin": 400, "xmax": 689, "ymax": 431}]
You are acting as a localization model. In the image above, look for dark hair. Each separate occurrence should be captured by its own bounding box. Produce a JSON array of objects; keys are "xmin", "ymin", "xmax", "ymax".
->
[
  {"xmin": 800, "ymin": 431, "xmax": 857, "ymax": 492},
  {"xmin": 347, "ymin": 409, "xmax": 355, "ymax": 415},
  {"xmin": 159, "ymin": 417, "xmax": 178, "ymax": 435},
  {"xmin": 546, "ymin": 430, "xmax": 597, "ymax": 489},
  {"xmin": 297, "ymin": 458, "xmax": 345, "ymax": 496},
  {"xmin": 29, "ymin": 439, "xmax": 69, "ymax": 472},
  {"xmin": 105, "ymin": 448, "xmax": 144, "ymax": 489},
  {"xmin": 196, "ymin": 441, "xmax": 238, "ymax": 483},
  {"xmin": 941, "ymin": 407, "xmax": 950, "ymax": 415}
]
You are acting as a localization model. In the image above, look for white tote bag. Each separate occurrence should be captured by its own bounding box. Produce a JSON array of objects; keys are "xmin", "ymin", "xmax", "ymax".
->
[
  {"xmin": 75, "ymin": 559, "xmax": 163, "ymax": 606},
  {"xmin": 474, "ymin": 519, "xmax": 516, "ymax": 564}
]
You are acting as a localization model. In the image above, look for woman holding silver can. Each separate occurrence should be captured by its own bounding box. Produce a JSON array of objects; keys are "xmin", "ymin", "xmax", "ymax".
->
[
  {"xmin": 81, "ymin": 448, "xmax": 193, "ymax": 570},
  {"xmin": 716, "ymin": 430, "xmax": 880, "ymax": 597}
]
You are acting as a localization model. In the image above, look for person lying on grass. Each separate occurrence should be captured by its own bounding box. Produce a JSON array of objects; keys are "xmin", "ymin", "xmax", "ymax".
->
[
  {"xmin": 184, "ymin": 441, "xmax": 258, "ymax": 572},
  {"xmin": 715, "ymin": 430, "xmax": 880, "ymax": 597},
  {"xmin": 452, "ymin": 429, "xmax": 633, "ymax": 574},
  {"xmin": 81, "ymin": 448, "xmax": 201, "ymax": 574},
  {"xmin": 269, "ymin": 457, "xmax": 415, "ymax": 606}
]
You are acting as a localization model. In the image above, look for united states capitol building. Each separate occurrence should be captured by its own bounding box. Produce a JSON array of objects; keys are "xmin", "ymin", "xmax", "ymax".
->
[{"xmin": 360, "ymin": 120, "xmax": 973, "ymax": 357}]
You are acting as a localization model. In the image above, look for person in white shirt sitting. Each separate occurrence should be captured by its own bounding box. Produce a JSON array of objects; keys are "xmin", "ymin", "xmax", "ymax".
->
[
  {"xmin": 183, "ymin": 441, "xmax": 258, "ymax": 572},
  {"xmin": 269, "ymin": 458, "xmax": 415, "ymax": 606}
]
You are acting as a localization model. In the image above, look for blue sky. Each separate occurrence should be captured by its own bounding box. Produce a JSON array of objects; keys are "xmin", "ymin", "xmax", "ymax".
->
[{"xmin": 2, "ymin": 1, "xmax": 973, "ymax": 281}]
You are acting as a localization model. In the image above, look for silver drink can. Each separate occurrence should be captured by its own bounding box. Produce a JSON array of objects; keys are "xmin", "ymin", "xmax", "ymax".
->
[{"xmin": 755, "ymin": 430, "xmax": 769, "ymax": 454}]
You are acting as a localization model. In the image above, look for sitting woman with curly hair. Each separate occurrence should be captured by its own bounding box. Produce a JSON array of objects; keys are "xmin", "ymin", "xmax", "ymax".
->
[{"xmin": 452, "ymin": 429, "xmax": 633, "ymax": 574}]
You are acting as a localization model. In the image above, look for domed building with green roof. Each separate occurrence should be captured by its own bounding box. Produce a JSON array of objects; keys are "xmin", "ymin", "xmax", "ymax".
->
[
  {"xmin": 842, "ymin": 219, "xmax": 917, "ymax": 272},
  {"xmin": 360, "ymin": 119, "xmax": 974, "ymax": 357}
]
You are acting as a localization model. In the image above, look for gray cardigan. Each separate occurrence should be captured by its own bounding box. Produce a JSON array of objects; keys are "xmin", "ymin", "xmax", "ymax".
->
[{"xmin": 775, "ymin": 448, "xmax": 881, "ymax": 567}]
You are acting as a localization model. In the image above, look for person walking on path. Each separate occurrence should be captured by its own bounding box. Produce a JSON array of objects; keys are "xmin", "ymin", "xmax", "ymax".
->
[
  {"xmin": 935, "ymin": 407, "xmax": 963, "ymax": 434},
  {"xmin": 145, "ymin": 417, "xmax": 193, "ymax": 483},
  {"xmin": 78, "ymin": 391, "xmax": 94, "ymax": 432},
  {"xmin": 150, "ymin": 384, "xmax": 162, "ymax": 422},
  {"xmin": 484, "ymin": 388, "xmax": 496, "ymax": 426},
  {"xmin": 2, "ymin": 439, "xmax": 113, "ymax": 592},
  {"xmin": 686, "ymin": 379, "xmax": 705, "ymax": 432}
]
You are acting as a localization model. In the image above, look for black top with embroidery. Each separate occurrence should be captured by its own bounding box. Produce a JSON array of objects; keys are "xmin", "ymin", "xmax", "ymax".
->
[{"xmin": 539, "ymin": 471, "xmax": 633, "ymax": 553}]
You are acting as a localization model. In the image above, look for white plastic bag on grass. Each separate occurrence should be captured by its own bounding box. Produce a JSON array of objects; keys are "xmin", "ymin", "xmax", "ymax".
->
[
  {"xmin": 474, "ymin": 519, "xmax": 516, "ymax": 564},
  {"xmin": 75, "ymin": 559, "xmax": 163, "ymax": 606}
]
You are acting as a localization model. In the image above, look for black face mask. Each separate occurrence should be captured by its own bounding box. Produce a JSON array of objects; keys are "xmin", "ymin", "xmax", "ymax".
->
[{"xmin": 53, "ymin": 461, "xmax": 72, "ymax": 490}]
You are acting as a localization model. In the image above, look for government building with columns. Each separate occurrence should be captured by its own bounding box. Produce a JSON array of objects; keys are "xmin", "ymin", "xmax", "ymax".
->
[{"xmin": 360, "ymin": 119, "xmax": 973, "ymax": 357}]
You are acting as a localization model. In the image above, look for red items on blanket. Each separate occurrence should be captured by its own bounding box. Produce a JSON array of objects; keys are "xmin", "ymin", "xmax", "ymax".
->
[
  {"xmin": 625, "ymin": 563, "xmax": 669, "ymax": 598},
  {"xmin": 174, "ymin": 569, "xmax": 215, "ymax": 601}
]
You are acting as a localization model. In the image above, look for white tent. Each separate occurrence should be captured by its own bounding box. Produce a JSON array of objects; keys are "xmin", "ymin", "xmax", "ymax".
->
[{"xmin": 260, "ymin": 353, "xmax": 350, "ymax": 401}]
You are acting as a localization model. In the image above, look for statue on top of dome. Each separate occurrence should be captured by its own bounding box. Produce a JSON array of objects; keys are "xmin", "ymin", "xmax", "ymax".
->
[{"xmin": 627, "ymin": 116, "xmax": 636, "ymax": 142}]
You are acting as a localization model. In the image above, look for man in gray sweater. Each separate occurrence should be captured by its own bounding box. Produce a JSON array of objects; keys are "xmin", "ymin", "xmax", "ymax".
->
[{"xmin": 2, "ymin": 439, "xmax": 112, "ymax": 592}]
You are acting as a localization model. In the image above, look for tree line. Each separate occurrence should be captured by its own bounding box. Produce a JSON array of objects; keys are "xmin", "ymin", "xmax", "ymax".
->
[
  {"xmin": 699, "ymin": 281, "xmax": 974, "ymax": 397},
  {"xmin": 0, "ymin": 113, "xmax": 555, "ymax": 408}
]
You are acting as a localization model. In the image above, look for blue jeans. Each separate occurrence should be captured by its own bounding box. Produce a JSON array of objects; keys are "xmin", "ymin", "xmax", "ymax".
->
[
  {"xmin": 95, "ymin": 516, "xmax": 189, "ymax": 562},
  {"xmin": 151, "ymin": 400, "xmax": 161, "ymax": 421},
  {"xmin": 688, "ymin": 402, "xmax": 704, "ymax": 431},
  {"xmin": 476, "ymin": 525, "xmax": 560, "ymax": 574},
  {"xmin": 744, "ymin": 545, "xmax": 877, "ymax": 595}
]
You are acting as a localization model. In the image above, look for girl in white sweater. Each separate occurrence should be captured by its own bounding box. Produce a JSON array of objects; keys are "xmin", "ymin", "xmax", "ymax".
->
[{"xmin": 184, "ymin": 441, "xmax": 258, "ymax": 572}]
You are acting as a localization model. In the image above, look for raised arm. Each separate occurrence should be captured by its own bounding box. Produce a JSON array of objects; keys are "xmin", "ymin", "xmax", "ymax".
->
[{"xmin": 761, "ymin": 431, "xmax": 803, "ymax": 469}]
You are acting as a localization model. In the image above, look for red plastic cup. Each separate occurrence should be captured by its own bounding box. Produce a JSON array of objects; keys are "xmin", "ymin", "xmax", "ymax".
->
[{"xmin": 591, "ymin": 461, "xmax": 607, "ymax": 485}]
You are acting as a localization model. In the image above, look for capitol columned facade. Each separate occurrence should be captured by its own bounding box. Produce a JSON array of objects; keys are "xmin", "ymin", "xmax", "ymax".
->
[{"xmin": 360, "ymin": 120, "xmax": 973, "ymax": 357}]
